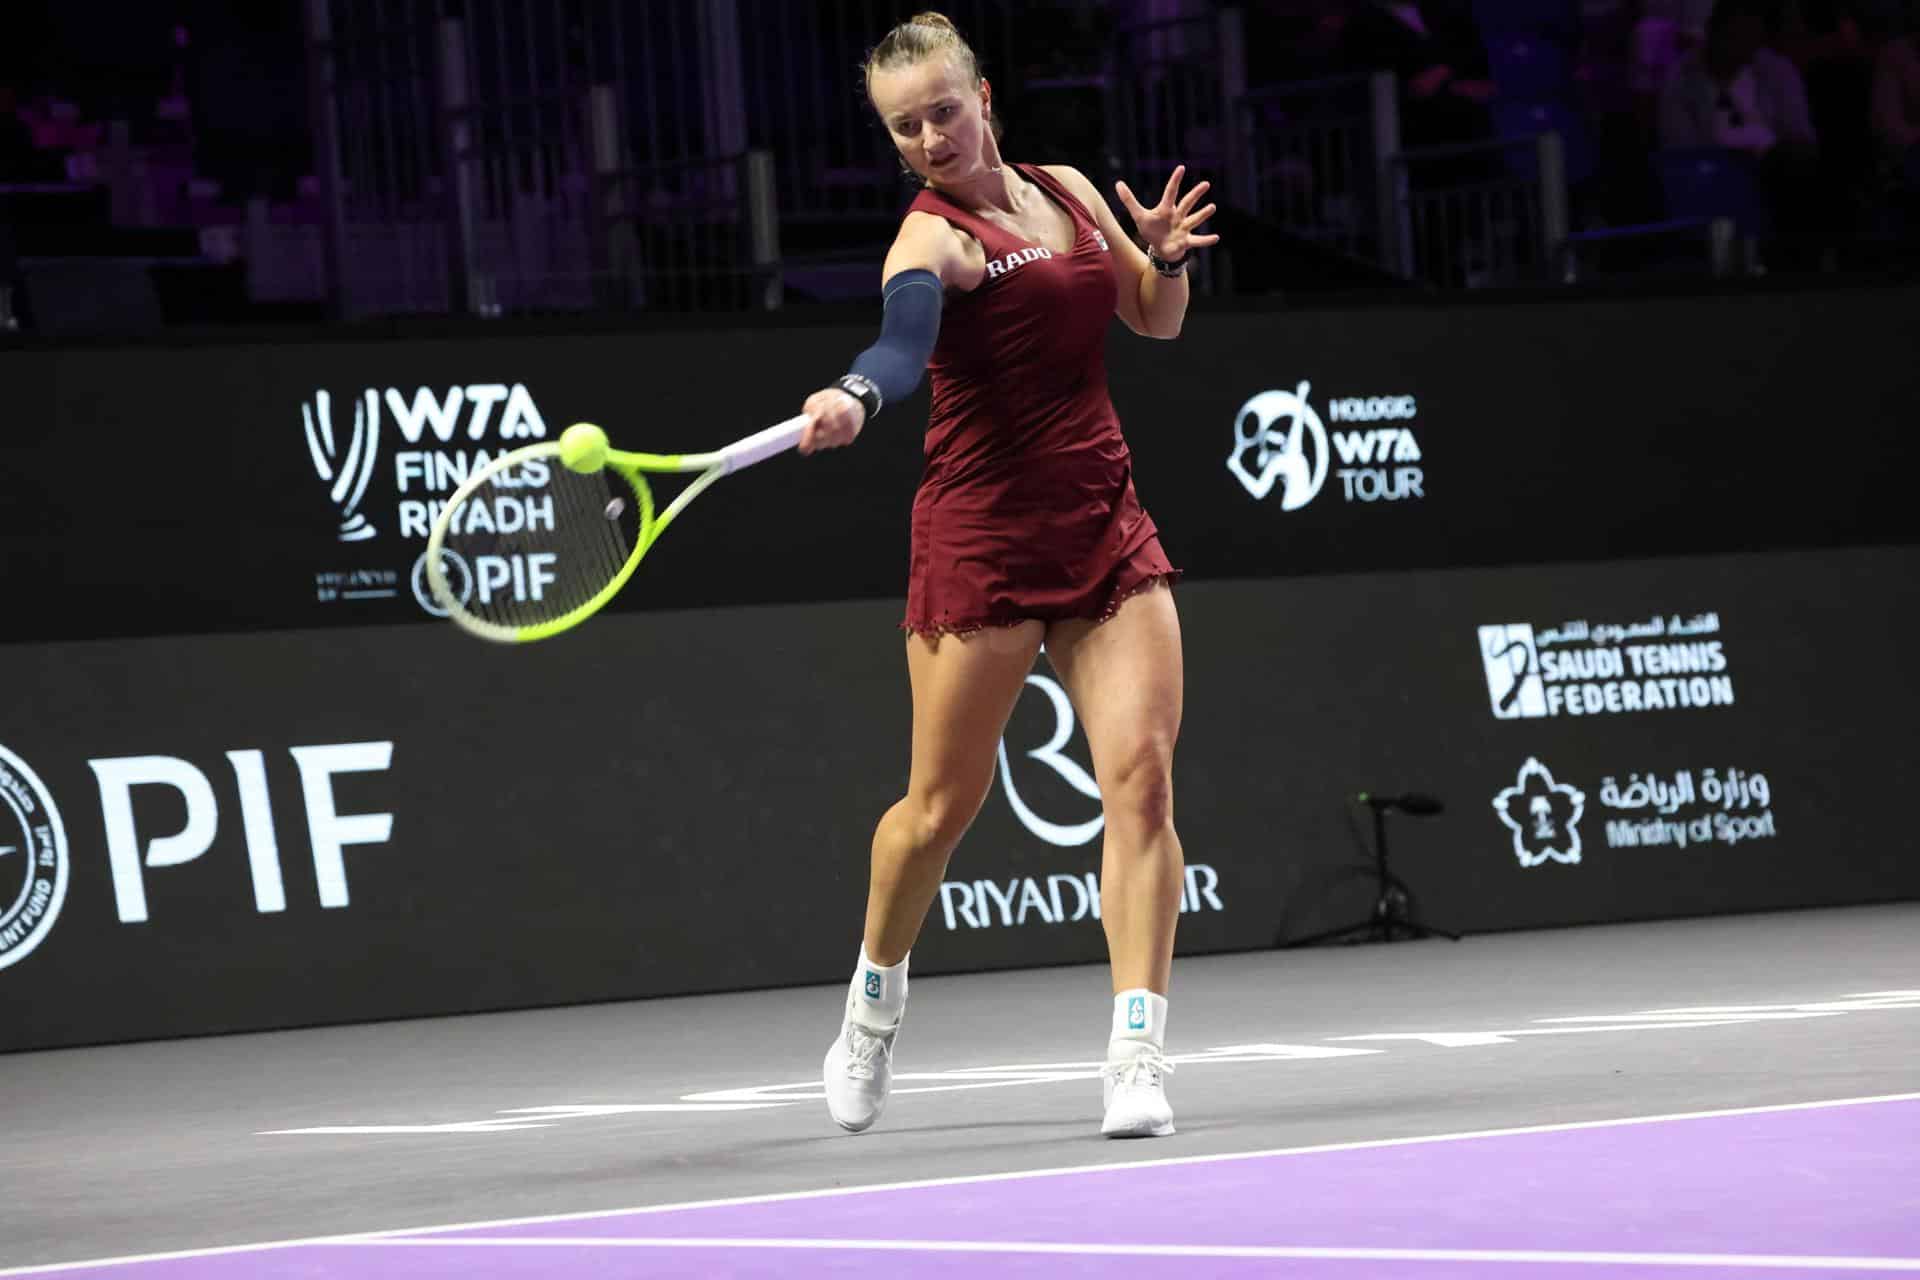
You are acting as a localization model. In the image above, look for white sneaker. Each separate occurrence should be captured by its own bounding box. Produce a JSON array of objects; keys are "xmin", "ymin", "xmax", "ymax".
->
[
  {"xmin": 823, "ymin": 999, "xmax": 898, "ymax": 1133},
  {"xmin": 1101, "ymin": 1042, "xmax": 1175, "ymax": 1138}
]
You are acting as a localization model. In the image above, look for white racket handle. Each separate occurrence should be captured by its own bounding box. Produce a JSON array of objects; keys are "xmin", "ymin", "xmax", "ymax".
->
[{"xmin": 719, "ymin": 415, "xmax": 808, "ymax": 474}]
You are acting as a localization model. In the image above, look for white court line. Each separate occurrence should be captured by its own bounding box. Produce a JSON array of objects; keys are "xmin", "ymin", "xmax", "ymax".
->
[
  {"xmin": 344, "ymin": 1235, "xmax": 1920, "ymax": 1272},
  {"xmin": 3, "ymin": 1089, "xmax": 1917, "ymax": 1278}
]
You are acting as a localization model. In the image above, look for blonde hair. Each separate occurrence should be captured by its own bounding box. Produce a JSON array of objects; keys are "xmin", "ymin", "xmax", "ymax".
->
[{"xmin": 864, "ymin": 11, "xmax": 1003, "ymax": 141}]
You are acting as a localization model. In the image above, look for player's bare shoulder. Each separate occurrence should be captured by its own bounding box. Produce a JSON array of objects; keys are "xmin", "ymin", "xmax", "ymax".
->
[
  {"xmin": 889, "ymin": 209, "xmax": 986, "ymax": 293},
  {"xmin": 1038, "ymin": 164, "xmax": 1096, "ymax": 200}
]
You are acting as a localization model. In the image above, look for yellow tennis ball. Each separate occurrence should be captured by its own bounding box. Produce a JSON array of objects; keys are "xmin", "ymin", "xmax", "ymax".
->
[{"xmin": 559, "ymin": 422, "xmax": 609, "ymax": 474}]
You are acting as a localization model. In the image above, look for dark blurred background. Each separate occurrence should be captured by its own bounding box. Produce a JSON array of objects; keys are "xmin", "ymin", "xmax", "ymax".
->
[{"xmin": 0, "ymin": 0, "xmax": 1914, "ymax": 334}]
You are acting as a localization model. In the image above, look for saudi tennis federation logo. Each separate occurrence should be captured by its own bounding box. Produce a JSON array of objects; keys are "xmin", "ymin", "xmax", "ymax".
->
[
  {"xmin": 1493, "ymin": 758, "xmax": 1586, "ymax": 868},
  {"xmin": 302, "ymin": 389, "xmax": 381, "ymax": 542},
  {"xmin": 1479, "ymin": 624, "xmax": 1548, "ymax": 719},
  {"xmin": 0, "ymin": 743, "xmax": 71, "ymax": 972},
  {"xmin": 1227, "ymin": 384, "xmax": 1328, "ymax": 510}
]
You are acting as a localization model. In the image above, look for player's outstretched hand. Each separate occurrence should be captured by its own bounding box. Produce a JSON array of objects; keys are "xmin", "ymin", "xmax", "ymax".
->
[
  {"xmin": 799, "ymin": 386, "xmax": 867, "ymax": 455},
  {"xmin": 1114, "ymin": 165, "xmax": 1221, "ymax": 264}
]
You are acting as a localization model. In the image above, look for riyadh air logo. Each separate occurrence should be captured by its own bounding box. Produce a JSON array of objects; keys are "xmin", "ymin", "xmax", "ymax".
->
[
  {"xmin": 0, "ymin": 744, "xmax": 71, "ymax": 971},
  {"xmin": 1127, "ymin": 995, "xmax": 1147, "ymax": 1030},
  {"xmin": 303, "ymin": 389, "xmax": 381, "ymax": 542},
  {"xmin": 1228, "ymin": 384, "xmax": 1327, "ymax": 511},
  {"xmin": 998, "ymin": 672, "xmax": 1103, "ymax": 847},
  {"xmin": 1493, "ymin": 758, "xmax": 1586, "ymax": 868}
]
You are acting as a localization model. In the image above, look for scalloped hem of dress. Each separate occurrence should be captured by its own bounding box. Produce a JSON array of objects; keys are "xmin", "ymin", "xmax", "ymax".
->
[{"xmin": 900, "ymin": 571, "xmax": 1180, "ymax": 640}]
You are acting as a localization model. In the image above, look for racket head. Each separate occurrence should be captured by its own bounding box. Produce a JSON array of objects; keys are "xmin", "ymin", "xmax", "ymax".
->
[{"xmin": 425, "ymin": 443, "xmax": 657, "ymax": 643}]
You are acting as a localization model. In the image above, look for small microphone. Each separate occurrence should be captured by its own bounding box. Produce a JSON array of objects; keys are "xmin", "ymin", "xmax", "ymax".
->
[{"xmin": 1356, "ymin": 791, "xmax": 1445, "ymax": 816}]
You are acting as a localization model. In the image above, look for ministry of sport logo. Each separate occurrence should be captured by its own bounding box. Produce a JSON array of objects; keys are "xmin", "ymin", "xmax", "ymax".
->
[
  {"xmin": 1492, "ymin": 758, "xmax": 1586, "ymax": 868},
  {"xmin": 1494, "ymin": 757, "xmax": 1780, "ymax": 869},
  {"xmin": 0, "ymin": 744, "xmax": 71, "ymax": 971},
  {"xmin": 1227, "ymin": 382, "xmax": 1425, "ymax": 510}
]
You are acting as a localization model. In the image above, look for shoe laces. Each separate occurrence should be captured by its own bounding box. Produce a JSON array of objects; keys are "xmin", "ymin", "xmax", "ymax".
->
[
  {"xmin": 841, "ymin": 1023, "xmax": 891, "ymax": 1080},
  {"xmin": 1102, "ymin": 1045, "xmax": 1174, "ymax": 1090}
]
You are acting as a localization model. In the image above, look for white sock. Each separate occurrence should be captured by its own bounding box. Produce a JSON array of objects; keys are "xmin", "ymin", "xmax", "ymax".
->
[
  {"xmin": 1109, "ymin": 988, "xmax": 1168, "ymax": 1054},
  {"xmin": 848, "ymin": 945, "xmax": 908, "ymax": 1032}
]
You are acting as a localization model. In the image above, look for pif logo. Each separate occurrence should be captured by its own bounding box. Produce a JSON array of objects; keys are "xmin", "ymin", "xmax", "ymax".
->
[{"xmin": 0, "ymin": 744, "xmax": 70, "ymax": 972}]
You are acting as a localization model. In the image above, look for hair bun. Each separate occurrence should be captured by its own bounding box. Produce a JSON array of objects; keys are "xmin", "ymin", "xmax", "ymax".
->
[{"xmin": 910, "ymin": 11, "xmax": 958, "ymax": 33}]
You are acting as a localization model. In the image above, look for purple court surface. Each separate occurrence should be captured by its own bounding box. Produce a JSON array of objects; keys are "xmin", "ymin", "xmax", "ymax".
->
[{"xmin": 4, "ymin": 905, "xmax": 1918, "ymax": 1278}]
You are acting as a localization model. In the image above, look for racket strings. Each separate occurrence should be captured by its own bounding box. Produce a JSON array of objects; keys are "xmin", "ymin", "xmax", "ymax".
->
[{"xmin": 437, "ymin": 458, "xmax": 646, "ymax": 632}]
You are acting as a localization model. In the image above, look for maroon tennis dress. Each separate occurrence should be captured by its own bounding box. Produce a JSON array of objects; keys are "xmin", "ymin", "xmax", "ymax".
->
[{"xmin": 901, "ymin": 163, "xmax": 1179, "ymax": 636}]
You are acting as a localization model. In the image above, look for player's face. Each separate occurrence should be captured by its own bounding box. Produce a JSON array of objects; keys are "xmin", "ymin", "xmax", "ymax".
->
[{"xmin": 870, "ymin": 57, "xmax": 989, "ymax": 185}]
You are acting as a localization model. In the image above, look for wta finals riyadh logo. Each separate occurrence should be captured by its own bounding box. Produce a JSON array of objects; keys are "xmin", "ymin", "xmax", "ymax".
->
[
  {"xmin": 1493, "ymin": 758, "xmax": 1586, "ymax": 868},
  {"xmin": 302, "ymin": 389, "xmax": 381, "ymax": 542},
  {"xmin": 1227, "ymin": 383, "xmax": 1328, "ymax": 510}
]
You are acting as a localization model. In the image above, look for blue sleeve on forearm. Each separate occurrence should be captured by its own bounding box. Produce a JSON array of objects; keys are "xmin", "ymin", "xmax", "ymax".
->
[{"xmin": 849, "ymin": 268, "xmax": 942, "ymax": 408}]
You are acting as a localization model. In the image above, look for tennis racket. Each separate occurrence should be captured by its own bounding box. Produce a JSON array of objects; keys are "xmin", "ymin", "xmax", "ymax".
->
[{"xmin": 424, "ymin": 415, "xmax": 806, "ymax": 643}]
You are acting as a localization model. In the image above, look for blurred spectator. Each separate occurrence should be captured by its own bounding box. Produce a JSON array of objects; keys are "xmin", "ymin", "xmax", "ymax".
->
[
  {"xmin": 1874, "ymin": 17, "xmax": 1920, "ymax": 182},
  {"xmin": 1338, "ymin": 1, "xmax": 1501, "ymax": 148},
  {"xmin": 1661, "ymin": 0, "xmax": 1836, "ymax": 263},
  {"xmin": 1659, "ymin": 1, "xmax": 1817, "ymax": 152}
]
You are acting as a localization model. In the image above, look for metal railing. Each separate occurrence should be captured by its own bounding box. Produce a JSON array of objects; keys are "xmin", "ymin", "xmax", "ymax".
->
[
  {"xmin": 1237, "ymin": 72, "xmax": 1399, "ymax": 273},
  {"xmin": 1105, "ymin": 10, "xmax": 1249, "ymax": 296},
  {"xmin": 1387, "ymin": 132, "xmax": 1569, "ymax": 289},
  {"xmin": 594, "ymin": 150, "xmax": 781, "ymax": 313},
  {"xmin": 738, "ymin": 0, "xmax": 1018, "ymax": 226}
]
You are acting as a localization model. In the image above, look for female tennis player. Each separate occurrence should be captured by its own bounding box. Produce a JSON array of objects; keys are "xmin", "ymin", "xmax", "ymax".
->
[{"xmin": 799, "ymin": 11, "xmax": 1217, "ymax": 1139}]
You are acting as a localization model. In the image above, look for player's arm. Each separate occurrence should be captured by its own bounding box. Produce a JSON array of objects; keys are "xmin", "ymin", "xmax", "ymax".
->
[
  {"xmin": 799, "ymin": 213, "xmax": 976, "ymax": 455},
  {"xmin": 1044, "ymin": 164, "xmax": 1217, "ymax": 341}
]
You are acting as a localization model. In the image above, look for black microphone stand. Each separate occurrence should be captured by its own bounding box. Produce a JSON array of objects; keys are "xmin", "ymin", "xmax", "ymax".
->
[{"xmin": 1280, "ymin": 793, "xmax": 1461, "ymax": 948}]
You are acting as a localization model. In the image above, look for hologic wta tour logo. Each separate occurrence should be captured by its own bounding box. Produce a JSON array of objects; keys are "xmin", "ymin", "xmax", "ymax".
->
[
  {"xmin": 1478, "ymin": 611, "xmax": 1734, "ymax": 720},
  {"xmin": 1492, "ymin": 758, "xmax": 1587, "ymax": 868},
  {"xmin": 937, "ymin": 669, "xmax": 1225, "ymax": 932},
  {"xmin": 301, "ymin": 383, "xmax": 551, "ymax": 614},
  {"xmin": 0, "ymin": 744, "xmax": 71, "ymax": 971},
  {"xmin": 1227, "ymin": 382, "xmax": 1425, "ymax": 510}
]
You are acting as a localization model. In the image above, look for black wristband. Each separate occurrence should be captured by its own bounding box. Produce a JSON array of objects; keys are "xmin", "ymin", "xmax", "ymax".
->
[
  {"xmin": 1146, "ymin": 243, "xmax": 1189, "ymax": 278},
  {"xmin": 836, "ymin": 373, "xmax": 882, "ymax": 423}
]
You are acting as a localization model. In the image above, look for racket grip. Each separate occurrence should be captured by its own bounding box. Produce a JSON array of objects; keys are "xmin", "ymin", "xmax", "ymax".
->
[{"xmin": 720, "ymin": 415, "xmax": 808, "ymax": 474}]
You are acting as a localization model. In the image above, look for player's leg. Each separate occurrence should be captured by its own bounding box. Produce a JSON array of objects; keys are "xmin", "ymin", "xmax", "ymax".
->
[
  {"xmin": 825, "ymin": 621, "xmax": 1044, "ymax": 1133},
  {"xmin": 1044, "ymin": 580, "xmax": 1185, "ymax": 1137}
]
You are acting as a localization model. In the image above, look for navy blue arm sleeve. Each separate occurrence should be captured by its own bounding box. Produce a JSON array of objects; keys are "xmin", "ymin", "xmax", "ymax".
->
[{"xmin": 848, "ymin": 268, "xmax": 942, "ymax": 409}]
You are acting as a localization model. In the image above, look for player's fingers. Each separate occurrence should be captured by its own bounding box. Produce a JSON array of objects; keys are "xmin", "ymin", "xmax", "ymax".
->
[
  {"xmin": 1113, "ymin": 180, "xmax": 1142, "ymax": 218},
  {"xmin": 1188, "ymin": 232, "xmax": 1222, "ymax": 248},
  {"xmin": 1176, "ymin": 180, "xmax": 1210, "ymax": 215},
  {"xmin": 1160, "ymin": 165, "xmax": 1185, "ymax": 205},
  {"xmin": 1183, "ymin": 203, "xmax": 1218, "ymax": 229}
]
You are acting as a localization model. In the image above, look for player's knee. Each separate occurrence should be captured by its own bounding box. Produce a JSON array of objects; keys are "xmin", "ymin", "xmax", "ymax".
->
[
  {"xmin": 1102, "ymin": 738, "xmax": 1175, "ymax": 836},
  {"xmin": 907, "ymin": 779, "xmax": 990, "ymax": 854}
]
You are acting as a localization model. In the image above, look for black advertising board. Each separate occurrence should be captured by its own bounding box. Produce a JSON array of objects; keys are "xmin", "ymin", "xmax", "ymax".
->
[
  {"xmin": 1, "ymin": 286, "xmax": 1917, "ymax": 644},
  {"xmin": 3, "ymin": 544, "xmax": 1916, "ymax": 1053}
]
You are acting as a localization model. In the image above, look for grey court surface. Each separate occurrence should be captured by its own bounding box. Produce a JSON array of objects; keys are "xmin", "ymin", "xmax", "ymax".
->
[{"xmin": 2, "ymin": 902, "xmax": 1916, "ymax": 1276}]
